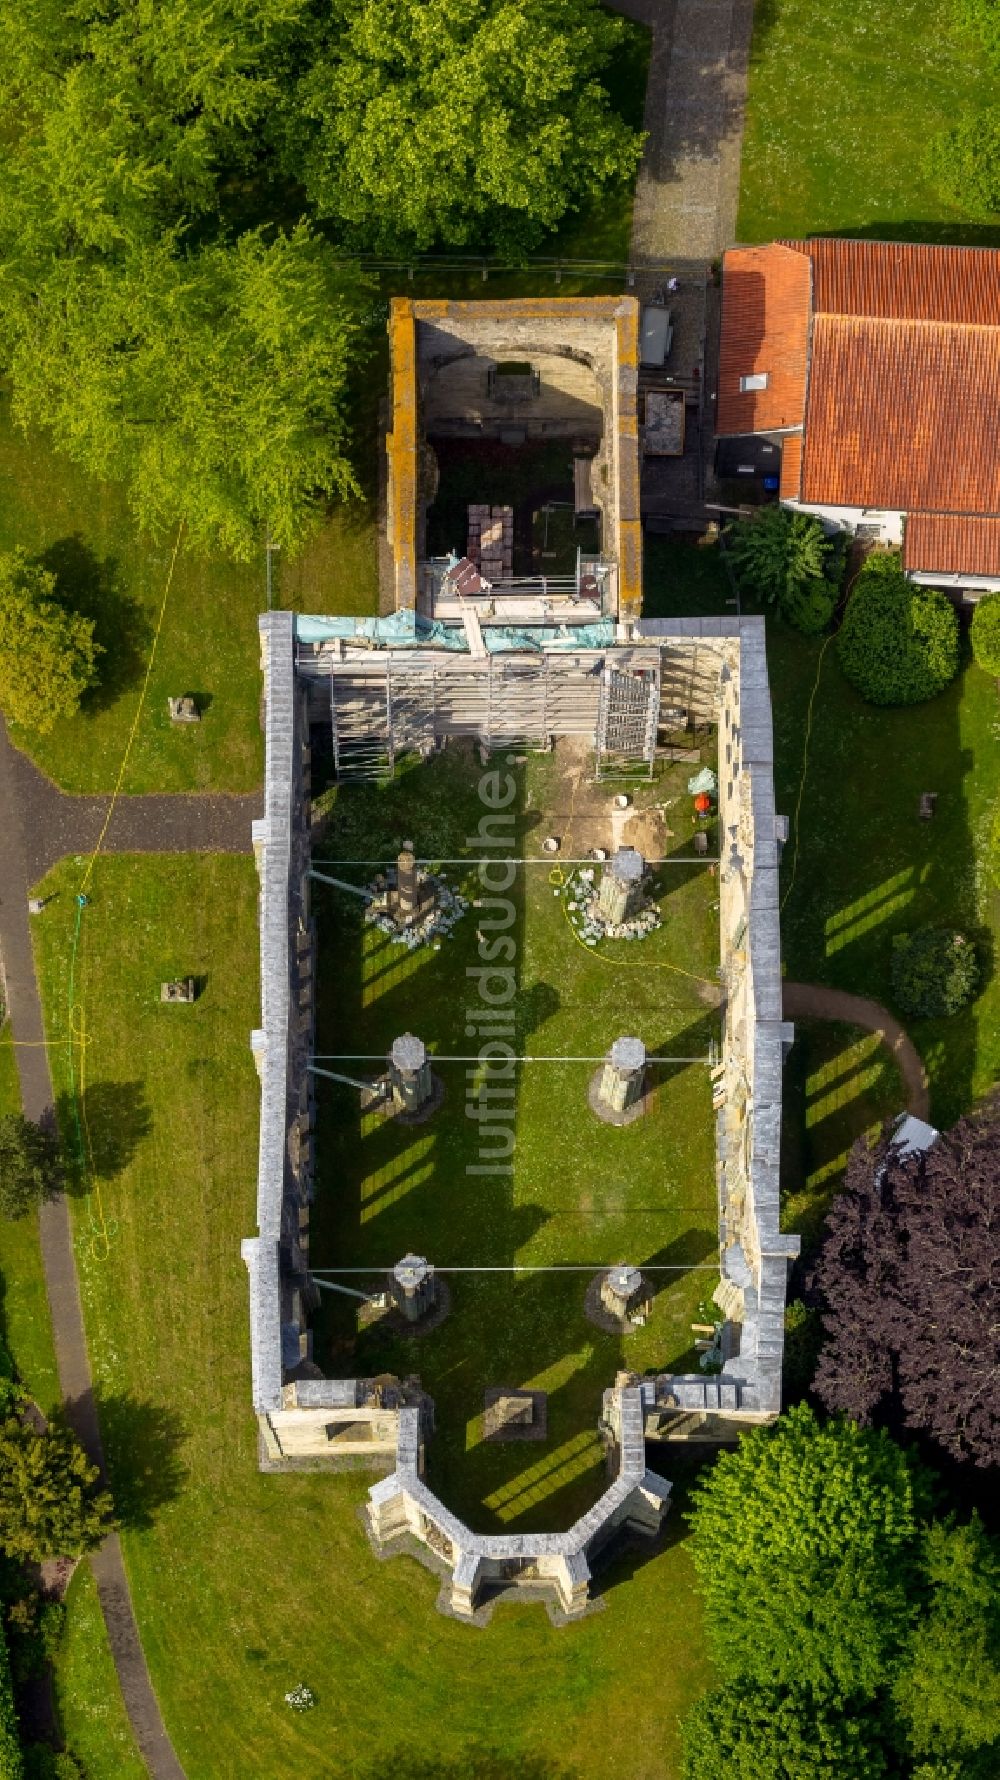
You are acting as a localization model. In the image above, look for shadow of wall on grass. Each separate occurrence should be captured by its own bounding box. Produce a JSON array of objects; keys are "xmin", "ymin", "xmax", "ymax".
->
[{"xmin": 38, "ymin": 534, "xmax": 151, "ymax": 714}]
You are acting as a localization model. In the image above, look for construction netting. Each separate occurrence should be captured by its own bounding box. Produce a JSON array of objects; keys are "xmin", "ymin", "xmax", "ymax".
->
[{"xmin": 295, "ymin": 613, "xmax": 616, "ymax": 654}]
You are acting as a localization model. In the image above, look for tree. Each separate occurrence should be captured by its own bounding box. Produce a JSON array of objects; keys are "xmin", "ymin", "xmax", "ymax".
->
[
  {"xmin": 970, "ymin": 590, "xmax": 1000, "ymax": 677},
  {"xmin": 0, "ymin": 553, "xmax": 100, "ymax": 734},
  {"xmin": 726, "ymin": 507, "xmax": 844, "ymax": 634},
  {"xmin": 284, "ymin": 0, "xmax": 643, "ymax": 252},
  {"xmin": 686, "ymin": 1403, "xmax": 925, "ymax": 1697},
  {"xmin": 9, "ymin": 230, "xmax": 371, "ymax": 559},
  {"xmin": 0, "ymin": 1115, "xmax": 61, "ymax": 1219},
  {"xmin": 681, "ymin": 1682, "xmax": 890, "ymax": 1780},
  {"xmin": 837, "ymin": 554, "xmax": 960, "ymax": 705},
  {"xmin": 890, "ymin": 926, "xmax": 979, "ymax": 1018},
  {"xmin": 894, "ymin": 1517, "xmax": 1000, "ymax": 1769},
  {"xmin": 0, "ymin": 1417, "xmax": 113, "ymax": 1564},
  {"xmin": 812, "ymin": 1107, "xmax": 1000, "ymax": 1467},
  {"xmin": 0, "ymin": 1613, "xmax": 21, "ymax": 1780},
  {"xmin": 926, "ymin": 112, "xmax": 1000, "ymax": 216}
]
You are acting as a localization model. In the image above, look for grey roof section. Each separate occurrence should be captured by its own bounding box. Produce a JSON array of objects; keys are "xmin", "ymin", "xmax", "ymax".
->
[{"xmin": 244, "ymin": 610, "xmax": 296, "ymax": 1413}]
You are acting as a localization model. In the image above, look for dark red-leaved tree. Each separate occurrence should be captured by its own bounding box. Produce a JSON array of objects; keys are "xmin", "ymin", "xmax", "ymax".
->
[{"xmin": 811, "ymin": 1108, "xmax": 1000, "ymax": 1468}]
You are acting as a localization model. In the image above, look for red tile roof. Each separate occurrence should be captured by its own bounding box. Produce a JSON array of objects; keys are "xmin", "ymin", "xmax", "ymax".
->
[
  {"xmin": 904, "ymin": 513, "xmax": 1000, "ymax": 578},
  {"xmin": 784, "ymin": 238, "xmax": 1000, "ymax": 326},
  {"xmin": 717, "ymin": 245, "xmax": 812, "ymax": 434},
  {"xmin": 799, "ymin": 314, "xmax": 1000, "ymax": 512},
  {"xmin": 718, "ymin": 240, "xmax": 1000, "ymax": 583}
]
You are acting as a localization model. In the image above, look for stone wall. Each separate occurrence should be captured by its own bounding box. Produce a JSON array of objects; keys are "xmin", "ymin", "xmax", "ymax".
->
[{"xmin": 385, "ymin": 297, "xmax": 642, "ymax": 618}]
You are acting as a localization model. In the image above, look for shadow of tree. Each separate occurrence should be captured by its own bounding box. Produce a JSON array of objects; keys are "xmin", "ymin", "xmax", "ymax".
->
[
  {"xmin": 93, "ymin": 1392, "xmax": 186, "ymax": 1530},
  {"xmin": 39, "ymin": 535, "xmax": 151, "ymax": 713},
  {"xmin": 55, "ymin": 1081, "xmax": 152, "ymax": 1190}
]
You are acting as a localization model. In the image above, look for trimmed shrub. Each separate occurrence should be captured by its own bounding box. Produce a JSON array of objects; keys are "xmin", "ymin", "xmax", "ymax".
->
[
  {"xmin": 0, "ymin": 551, "xmax": 100, "ymax": 736},
  {"xmin": 925, "ymin": 112, "xmax": 1000, "ymax": 215},
  {"xmin": 727, "ymin": 506, "xmax": 844, "ymax": 634},
  {"xmin": 837, "ymin": 555, "xmax": 959, "ymax": 705},
  {"xmin": 0, "ymin": 1116, "xmax": 61, "ymax": 1222},
  {"xmin": 970, "ymin": 591, "xmax": 1000, "ymax": 677},
  {"xmin": 891, "ymin": 927, "xmax": 979, "ymax": 1018}
]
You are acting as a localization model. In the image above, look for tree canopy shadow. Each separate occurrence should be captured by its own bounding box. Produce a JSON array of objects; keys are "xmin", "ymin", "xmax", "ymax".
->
[
  {"xmin": 92, "ymin": 1391, "xmax": 187, "ymax": 1529},
  {"xmin": 38, "ymin": 534, "xmax": 151, "ymax": 713},
  {"xmin": 55, "ymin": 1080, "xmax": 152, "ymax": 1190},
  {"xmin": 358, "ymin": 1752, "xmax": 581, "ymax": 1780}
]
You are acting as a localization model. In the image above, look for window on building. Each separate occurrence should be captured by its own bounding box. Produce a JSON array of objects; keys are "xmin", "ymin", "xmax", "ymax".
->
[{"xmin": 739, "ymin": 372, "xmax": 769, "ymax": 392}]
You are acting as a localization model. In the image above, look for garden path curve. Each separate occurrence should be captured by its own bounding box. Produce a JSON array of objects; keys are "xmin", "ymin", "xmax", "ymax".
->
[
  {"xmin": 782, "ymin": 980, "xmax": 931, "ymax": 1123},
  {"xmin": 0, "ymin": 716, "xmax": 264, "ymax": 1779}
]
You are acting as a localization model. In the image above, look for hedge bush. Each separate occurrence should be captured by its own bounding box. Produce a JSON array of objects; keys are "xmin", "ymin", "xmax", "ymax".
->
[
  {"xmin": 925, "ymin": 112, "xmax": 1000, "ymax": 215},
  {"xmin": 0, "ymin": 1615, "xmax": 22, "ymax": 1779},
  {"xmin": 727, "ymin": 506, "xmax": 844, "ymax": 634},
  {"xmin": 837, "ymin": 556, "xmax": 959, "ymax": 705},
  {"xmin": 970, "ymin": 592, "xmax": 1000, "ymax": 677},
  {"xmin": 891, "ymin": 927, "xmax": 980, "ymax": 1018}
]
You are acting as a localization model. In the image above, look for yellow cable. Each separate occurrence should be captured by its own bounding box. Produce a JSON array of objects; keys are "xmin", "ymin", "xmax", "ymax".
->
[{"xmin": 78, "ymin": 520, "xmax": 185, "ymax": 895}]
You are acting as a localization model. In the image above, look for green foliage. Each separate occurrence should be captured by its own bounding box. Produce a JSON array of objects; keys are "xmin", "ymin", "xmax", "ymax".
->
[
  {"xmin": 955, "ymin": 0, "xmax": 1000, "ymax": 60},
  {"xmin": 727, "ymin": 507, "xmax": 844, "ymax": 634},
  {"xmin": 890, "ymin": 926, "xmax": 979, "ymax": 1018},
  {"xmin": 990, "ymin": 800, "xmax": 1000, "ymax": 887},
  {"xmin": 10, "ymin": 231, "xmax": 371, "ymax": 561},
  {"xmin": 6, "ymin": 1593, "xmax": 65, "ymax": 1686},
  {"xmin": 925, "ymin": 111, "xmax": 1000, "ymax": 214},
  {"xmin": 0, "ymin": 1613, "xmax": 21, "ymax": 1780},
  {"xmin": 681, "ymin": 1681, "xmax": 889, "ymax": 1780},
  {"xmin": 0, "ymin": 554, "xmax": 100, "ymax": 736},
  {"xmin": 687, "ymin": 1403, "xmax": 925, "ymax": 1696},
  {"xmin": 285, "ymin": 0, "xmax": 643, "ymax": 252},
  {"xmin": 837, "ymin": 555, "xmax": 960, "ymax": 705},
  {"xmin": 895, "ymin": 1517, "xmax": 1000, "ymax": 1764},
  {"xmin": 0, "ymin": 1115, "xmax": 62, "ymax": 1222},
  {"xmin": 23, "ymin": 1752, "xmax": 84, "ymax": 1780},
  {"xmin": 0, "ymin": 1418, "xmax": 114, "ymax": 1564},
  {"xmin": 782, "ymin": 1298, "xmax": 823, "ymax": 1401},
  {"xmin": 970, "ymin": 591, "xmax": 1000, "ymax": 676}
]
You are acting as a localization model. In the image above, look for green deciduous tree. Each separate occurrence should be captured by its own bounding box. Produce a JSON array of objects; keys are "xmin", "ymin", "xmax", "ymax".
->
[
  {"xmin": 681, "ymin": 1681, "xmax": 890, "ymax": 1780},
  {"xmin": 0, "ymin": 554, "xmax": 100, "ymax": 735},
  {"xmin": 954, "ymin": 0, "xmax": 1000, "ymax": 60},
  {"xmin": 10, "ymin": 230, "xmax": 370, "ymax": 559},
  {"xmin": 970, "ymin": 590, "xmax": 1000, "ymax": 676},
  {"xmin": 687, "ymin": 1403, "xmax": 925, "ymax": 1697},
  {"xmin": 894, "ymin": 1517, "xmax": 1000, "ymax": 1770},
  {"xmin": 0, "ymin": 1114, "xmax": 61, "ymax": 1220},
  {"xmin": 890, "ymin": 926, "xmax": 979, "ymax": 1018},
  {"xmin": 726, "ymin": 507, "xmax": 844, "ymax": 634},
  {"xmin": 0, "ymin": 1613, "xmax": 20, "ymax": 1780},
  {"xmin": 837, "ymin": 554, "xmax": 960, "ymax": 705},
  {"xmin": 0, "ymin": 1418, "xmax": 113, "ymax": 1565},
  {"xmin": 285, "ymin": 0, "xmax": 643, "ymax": 252}
]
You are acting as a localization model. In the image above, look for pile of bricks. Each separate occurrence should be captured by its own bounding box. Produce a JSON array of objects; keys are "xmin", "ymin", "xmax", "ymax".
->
[{"xmin": 467, "ymin": 504, "xmax": 513, "ymax": 581}]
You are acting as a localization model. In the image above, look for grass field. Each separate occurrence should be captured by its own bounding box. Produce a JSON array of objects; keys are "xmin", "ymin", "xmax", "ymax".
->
[
  {"xmin": 312, "ymin": 744, "xmax": 720, "ymax": 1530},
  {"xmin": 54, "ymin": 1565, "xmax": 147, "ymax": 1780},
  {"xmin": 31, "ymin": 851, "xmax": 712, "ymax": 1780},
  {"xmin": 645, "ymin": 537, "xmax": 1000, "ymax": 1131},
  {"xmin": 738, "ymin": 0, "xmax": 1000, "ymax": 244}
]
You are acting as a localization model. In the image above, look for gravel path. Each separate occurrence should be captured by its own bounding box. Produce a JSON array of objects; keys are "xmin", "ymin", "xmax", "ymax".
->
[
  {"xmin": 612, "ymin": 0, "xmax": 755, "ymax": 264},
  {"xmin": 0, "ymin": 714, "xmax": 263, "ymax": 1779},
  {"xmin": 783, "ymin": 981, "xmax": 931, "ymax": 1122}
]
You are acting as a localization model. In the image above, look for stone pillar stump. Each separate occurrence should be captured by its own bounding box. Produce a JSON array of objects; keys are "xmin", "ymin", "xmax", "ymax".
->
[
  {"xmin": 598, "ymin": 848, "xmax": 645, "ymax": 924},
  {"xmin": 389, "ymin": 1033, "xmax": 433, "ymax": 1114},
  {"xmin": 391, "ymin": 1253, "xmax": 436, "ymax": 1323}
]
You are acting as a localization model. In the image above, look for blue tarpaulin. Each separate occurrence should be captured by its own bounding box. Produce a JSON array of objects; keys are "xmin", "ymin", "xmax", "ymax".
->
[{"xmin": 295, "ymin": 612, "xmax": 616, "ymax": 654}]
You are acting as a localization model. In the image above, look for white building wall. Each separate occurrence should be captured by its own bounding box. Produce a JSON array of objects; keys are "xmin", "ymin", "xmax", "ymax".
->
[{"xmin": 782, "ymin": 499, "xmax": 904, "ymax": 545}]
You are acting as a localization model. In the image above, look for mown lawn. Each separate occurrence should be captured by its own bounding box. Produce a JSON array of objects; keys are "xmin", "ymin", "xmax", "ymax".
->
[
  {"xmin": 0, "ymin": 1025, "xmax": 61, "ymax": 1417},
  {"xmin": 31, "ymin": 851, "xmax": 711, "ymax": 1780},
  {"xmin": 312, "ymin": 745, "xmax": 720, "ymax": 1530},
  {"xmin": 738, "ymin": 0, "xmax": 1000, "ymax": 245},
  {"xmin": 54, "ymin": 1564, "xmax": 147, "ymax": 1780}
]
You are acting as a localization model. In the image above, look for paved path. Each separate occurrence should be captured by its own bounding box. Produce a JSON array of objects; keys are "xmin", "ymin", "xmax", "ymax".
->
[
  {"xmin": 783, "ymin": 981, "xmax": 931, "ymax": 1122},
  {"xmin": 613, "ymin": 0, "xmax": 755, "ymax": 265},
  {"xmin": 0, "ymin": 717, "xmax": 261, "ymax": 1778}
]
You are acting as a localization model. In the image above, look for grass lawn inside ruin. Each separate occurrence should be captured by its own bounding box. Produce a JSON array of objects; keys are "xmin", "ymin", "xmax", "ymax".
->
[
  {"xmin": 738, "ymin": 0, "xmax": 1000, "ymax": 245},
  {"xmin": 311, "ymin": 742, "xmax": 721, "ymax": 1531},
  {"xmin": 30, "ymin": 850, "xmax": 712, "ymax": 1780}
]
